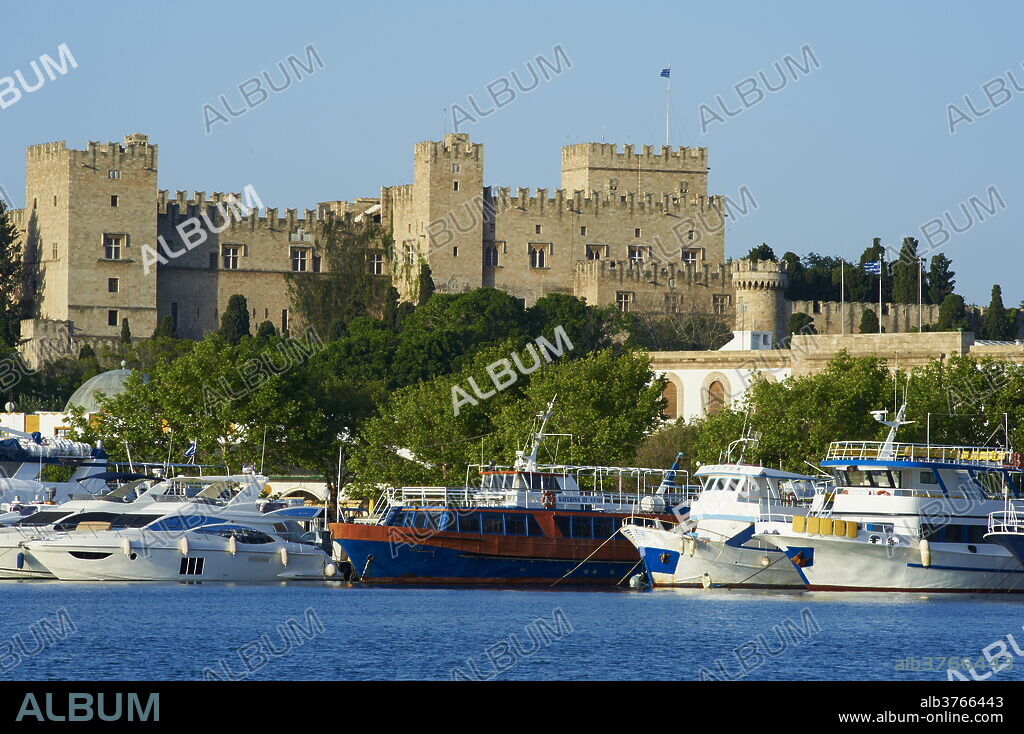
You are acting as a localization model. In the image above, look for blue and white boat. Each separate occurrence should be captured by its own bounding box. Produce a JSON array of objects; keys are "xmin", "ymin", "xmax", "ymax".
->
[
  {"xmin": 754, "ymin": 404, "xmax": 1024, "ymax": 592},
  {"xmin": 621, "ymin": 439, "xmax": 824, "ymax": 588}
]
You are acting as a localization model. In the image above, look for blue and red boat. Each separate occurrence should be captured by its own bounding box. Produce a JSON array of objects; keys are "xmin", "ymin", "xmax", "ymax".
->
[{"xmin": 331, "ymin": 399, "xmax": 695, "ymax": 585}]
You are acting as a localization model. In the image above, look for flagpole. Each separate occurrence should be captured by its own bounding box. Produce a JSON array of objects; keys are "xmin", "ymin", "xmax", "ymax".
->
[
  {"xmin": 663, "ymin": 65, "xmax": 671, "ymax": 147},
  {"xmin": 917, "ymin": 256, "xmax": 923, "ymax": 332},
  {"xmin": 878, "ymin": 259, "xmax": 883, "ymax": 335}
]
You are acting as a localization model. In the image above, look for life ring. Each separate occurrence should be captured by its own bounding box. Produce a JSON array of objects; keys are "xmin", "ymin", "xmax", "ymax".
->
[
  {"xmin": 840, "ymin": 489, "xmax": 849, "ymax": 494},
  {"xmin": 1013, "ymin": 453, "xmax": 1024, "ymax": 469},
  {"xmin": 541, "ymin": 491, "xmax": 556, "ymax": 509},
  {"xmin": 876, "ymin": 490, "xmax": 891, "ymax": 496}
]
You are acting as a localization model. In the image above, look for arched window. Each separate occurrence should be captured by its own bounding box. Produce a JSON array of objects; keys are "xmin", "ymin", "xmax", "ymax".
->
[
  {"xmin": 707, "ymin": 380, "xmax": 726, "ymax": 414},
  {"xmin": 662, "ymin": 381, "xmax": 677, "ymax": 419}
]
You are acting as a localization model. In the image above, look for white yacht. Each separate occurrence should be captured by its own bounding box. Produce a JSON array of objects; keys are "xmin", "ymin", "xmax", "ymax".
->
[
  {"xmin": 20, "ymin": 472, "xmax": 336, "ymax": 582},
  {"xmin": 0, "ymin": 426, "xmax": 108, "ymax": 504},
  {"xmin": 621, "ymin": 440, "xmax": 824, "ymax": 588},
  {"xmin": 753, "ymin": 404, "xmax": 1023, "ymax": 592}
]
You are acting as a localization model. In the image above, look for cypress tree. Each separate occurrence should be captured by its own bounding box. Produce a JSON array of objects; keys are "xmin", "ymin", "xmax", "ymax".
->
[{"xmin": 220, "ymin": 294, "xmax": 251, "ymax": 345}]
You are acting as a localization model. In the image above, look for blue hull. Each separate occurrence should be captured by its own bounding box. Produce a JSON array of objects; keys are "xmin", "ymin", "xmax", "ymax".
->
[{"xmin": 337, "ymin": 538, "xmax": 637, "ymax": 585}]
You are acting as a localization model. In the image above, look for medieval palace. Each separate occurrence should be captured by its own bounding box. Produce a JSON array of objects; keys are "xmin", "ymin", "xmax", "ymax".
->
[{"xmin": 8, "ymin": 132, "xmax": 938, "ymax": 364}]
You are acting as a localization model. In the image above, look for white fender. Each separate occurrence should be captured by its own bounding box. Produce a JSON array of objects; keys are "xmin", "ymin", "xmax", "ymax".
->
[
  {"xmin": 179, "ymin": 536, "xmax": 189, "ymax": 556},
  {"xmin": 227, "ymin": 535, "xmax": 237, "ymax": 556},
  {"xmin": 919, "ymin": 538, "xmax": 931, "ymax": 568},
  {"xmin": 279, "ymin": 547, "xmax": 288, "ymax": 566},
  {"xmin": 121, "ymin": 538, "xmax": 131, "ymax": 557},
  {"xmin": 325, "ymin": 562, "xmax": 338, "ymax": 577},
  {"xmin": 701, "ymin": 572, "xmax": 712, "ymax": 589},
  {"xmin": 685, "ymin": 536, "xmax": 696, "ymax": 557}
]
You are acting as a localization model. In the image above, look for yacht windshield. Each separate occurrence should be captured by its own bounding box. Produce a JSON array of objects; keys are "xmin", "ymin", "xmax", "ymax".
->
[{"xmin": 12, "ymin": 510, "xmax": 75, "ymax": 527}]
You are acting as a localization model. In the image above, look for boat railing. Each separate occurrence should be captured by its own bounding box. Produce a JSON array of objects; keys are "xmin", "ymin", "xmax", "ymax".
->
[
  {"xmin": 826, "ymin": 441, "xmax": 1013, "ymax": 467},
  {"xmin": 989, "ymin": 501, "xmax": 1024, "ymax": 535},
  {"xmin": 382, "ymin": 485, "xmax": 696, "ymax": 511}
]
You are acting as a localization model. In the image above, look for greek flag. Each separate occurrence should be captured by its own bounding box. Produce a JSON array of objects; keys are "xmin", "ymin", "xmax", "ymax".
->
[
  {"xmin": 184, "ymin": 440, "xmax": 197, "ymax": 459},
  {"xmin": 863, "ymin": 261, "xmax": 882, "ymax": 275},
  {"xmin": 660, "ymin": 68, "xmax": 671, "ymax": 78}
]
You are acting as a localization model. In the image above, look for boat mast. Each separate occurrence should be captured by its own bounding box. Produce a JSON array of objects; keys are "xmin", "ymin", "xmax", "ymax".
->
[{"xmin": 516, "ymin": 395, "xmax": 557, "ymax": 471}]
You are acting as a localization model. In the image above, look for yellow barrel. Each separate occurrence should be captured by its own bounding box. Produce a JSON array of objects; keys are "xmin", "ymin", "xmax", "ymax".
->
[
  {"xmin": 792, "ymin": 515, "xmax": 807, "ymax": 533},
  {"xmin": 846, "ymin": 521, "xmax": 858, "ymax": 538},
  {"xmin": 832, "ymin": 519, "xmax": 846, "ymax": 537},
  {"xmin": 806, "ymin": 516, "xmax": 820, "ymax": 535},
  {"xmin": 819, "ymin": 518, "xmax": 833, "ymax": 536}
]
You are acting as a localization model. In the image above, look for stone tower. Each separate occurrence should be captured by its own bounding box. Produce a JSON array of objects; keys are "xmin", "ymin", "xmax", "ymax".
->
[
  {"xmin": 560, "ymin": 142, "xmax": 708, "ymax": 198},
  {"xmin": 406, "ymin": 132, "xmax": 484, "ymax": 297},
  {"xmin": 732, "ymin": 259, "xmax": 788, "ymax": 344},
  {"xmin": 23, "ymin": 133, "xmax": 158, "ymax": 339}
]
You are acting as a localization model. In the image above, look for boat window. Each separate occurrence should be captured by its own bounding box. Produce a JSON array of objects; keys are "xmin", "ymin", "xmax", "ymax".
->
[
  {"xmin": 593, "ymin": 517, "xmax": 615, "ymax": 539},
  {"xmin": 53, "ymin": 512, "xmax": 121, "ymax": 531},
  {"xmin": 919, "ymin": 470, "xmax": 938, "ymax": 485},
  {"xmin": 412, "ymin": 512, "xmax": 438, "ymax": 530},
  {"xmin": 974, "ymin": 471, "xmax": 1006, "ymax": 500},
  {"xmin": 866, "ymin": 522, "xmax": 894, "ymax": 534},
  {"xmin": 482, "ymin": 514, "xmax": 504, "ymax": 534},
  {"xmin": 952, "ymin": 470, "xmax": 979, "ymax": 496},
  {"xmin": 112, "ymin": 514, "xmax": 164, "ymax": 529},
  {"xmin": 921, "ymin": 523, "xmax": 988, "ymax": 544},
  {"xmin": 554, "ymin": 516, "xmax": 572, "ymax": 537},
  {"xmin": 436, "ymin": 511, "xmax": 455, "ymax": 531},
  {"xmin": 842, "ymin": 470, "xmax": 870, "ymax": 487},
  {"xmin": 12, "ymin": 510, "xmax": 74, "ymax": 526},
  {"xmin": 481, "ymin": 474, "xmax": 495, "ymax": 489},
  {"xmin": 458, "ymin": 512, "xmax": 481, "ymax": 533},
  {"xmin": 868, "ymin": 471, "xmax": 899, "ymax": 489},
  {"xmin": 525, "ymin": 515, "xmax": 543, "ymax": 536},
  {"xmin": 571, "ymin": 516, "xmax": 593, "ymax": 538},
  {"xmin": 504, "ymin": 513, "xmax": 527, "ymax": 536},
  {"xmin": 145, "ymin": 515, "xmax": 223, "ymax": 532}
]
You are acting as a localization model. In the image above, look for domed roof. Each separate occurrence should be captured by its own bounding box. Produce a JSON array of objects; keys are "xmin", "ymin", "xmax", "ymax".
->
[{"xmin": 64, "ymin": 368, "xmax": 149, "ymax": 413}]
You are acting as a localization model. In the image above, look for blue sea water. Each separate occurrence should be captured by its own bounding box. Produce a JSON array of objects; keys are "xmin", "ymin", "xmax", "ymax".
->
[{"xmin": 1, "ymin": 582, "xmax": 1023, "ymax": 681}]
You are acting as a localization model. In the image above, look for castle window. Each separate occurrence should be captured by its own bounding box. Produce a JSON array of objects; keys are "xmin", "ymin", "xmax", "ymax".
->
[
  {"xmin": 53, "ymin": 195, "xmax": 57, "ymax": 207},
  {"xmin": 453, "ymin": 181, "xmax": 460, "ymax": 192},
  {"xmin": 585, "ymin": 245, "xmax": 605, "ymax": 261},
  {"xmin": 580, "ymin": 226, "xmax": 587, "ymax": 236},
  {"xmin": 451, "ymin": 164, "xmax": 460, "ymax": 173},
  {"xmin": 628, "ymin": 245, "xmax": 648, "ymax": 262},
  {"xmin": 370, "ymin": 253, "xmax": 384, "ymax": 275},
  {"xmin": 107, "ymin": 278, "xmax": 119, "ymax": 293},
  {"xmin": 103, "ymin": 234, "xmax": 124, "ymax": 260},
  {"xmin": 281, "ymin": 309, "xmax": 289, "ymax": 335},
  {"xmin": 634, "ymin": 228, "xmax": 642, "ymax": 238},
  {"xmin": 707, "ymin": 381, "xmax": 727, "ymax": 414},
  {"xmin": 529, "ymin": 245, "xmax": 547, "ymax": 269},
  {"xmin": 108, "ymin": 170, "xmax": 120, "ymax": 180},
  {"xmin": 452, "ymin": 246, "xmax": 459, "ymax": 258},
  {"xmin": 222, "ymin": 246, "xmax": 240, "ymax": 270},
  {"xmin": 616, "ymin": 291, "xmax": 634, "ymax": 312},
  {"xmin": 312, "ymin": 254, "xmax": 322, "ymax": 273},
  {"xmin": 713, "ymin": 294, "xmax": 732, "ymax": 315},
  {"xmin": 687, "ymin": 230, "xmax": 695, "ymax": 240},
  {"xmin": 405, "ymin": 243, "xmax": 416, "ymax": 265},
  {"xmin": 107, "ymin": 310, "xmax": 118, "ymax": 327},
  {"xmin": 664, "ymin": 293, "xmax": 679, "ymax": 313},
  {"xmin": 484, "ymin": 245, "xmax": 498, "ymax": 267},
  {"xmin": 52, "ymin": 244, "xmax": 57, "ymax": 260},
  {"xmin": 535, "ymin": 225, "xmax": 542, "ymax": 235},
  {"xmin": 110, "ymin": 195, "xmax": 118, "ymax": 207},
  {"xmin": 681, "ymin": 249, "xmax": 699, "ymax": 265},
  {"xmin": 290, "ymin": 248, "xmax": 308, "ymax": 272}
]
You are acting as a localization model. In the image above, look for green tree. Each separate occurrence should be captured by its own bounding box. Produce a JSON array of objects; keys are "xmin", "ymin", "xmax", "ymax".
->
[
  {"xmin": 936, "ymin": 294, "xmax": 969, "ymax": 332},
  {"xmin": 746, "ymin": 243, "xmax": 776, "ymax": 261},
  {"xmin": 417, "ymin": 263, "xmax": 435, "ymax": 306},
  {"xmin": 79, "ymin": 344, "xmax": 96, "ymax": 360},
  {"xmin": 256, "ymin": 320, "xmax": 278, "ymax": 338},
  {"xmin": 891, "ymin": 237, "xmax": 923, "ymax": 304},
  {"xmin": 526, "ymin": 293, "xmax": 617, "ymax": 356},
  {"xmin": 120, "ymin": 319, "xmax": 132, "ymax": 345},
  {"xmin": 219, "ymin": 294, "xmax": 251, "ymax": 345},
  {"xmin": 0, "ymin": 202, "xmax": 22, "ymax": 348},
  {"xmin": 980, "ymin": 285, "xmax": 1015, "ymax": 340},
  {"xmin": 152, "ymin": 315, "xmax": 177, "ymax": 339},
  {"xmin": 286, "ymin": 214, "xmax": 391, "ymax": 336},
  {"xmin": 846, "ymin": 239, "xmax": 890, "ymax": 303},
  {"xmin": 859, "ymin": 308, "xmax": 879, "ymax": 334},
  {"xmin": 927, "ymin": 253, "xmax": 956, "ymax": 305},
  {"xmin": 787, "ymin": 312, "xmax": 816, "ymax": 336}
]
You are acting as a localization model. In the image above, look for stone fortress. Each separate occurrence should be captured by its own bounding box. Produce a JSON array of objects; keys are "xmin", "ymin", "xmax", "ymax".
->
[{"xmin": 9, "ymin": 131, "xmax": 940, "ymax": 366}]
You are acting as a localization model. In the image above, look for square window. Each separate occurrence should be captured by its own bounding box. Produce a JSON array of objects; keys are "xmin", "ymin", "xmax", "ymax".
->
[
  {"xmin": 452, "ymin": 246, "xmax": 459, "ymax": 257},
  {"xmin": 51, "ymin": 244, "xmax": 57, "ymax": 260},
  {"xmin": 312, "ymin": 255, "xmax": 322, "ymax": 273},
  {"xmin": 682, "ymin": 249, "xmax": 699, "ymax": 265},
  {"xmin": 580, "ymin": 226, "xmax": 587, "ymax": 236},
  {"xmin": 110, "ymin": 195, "xmax": 118, "ymax": 207},
  {"xmin": 222, "ymin": 246, "xmax": 239, "ymax": 270},
  {"xmin": 108, "ymin": 170, "xmax": 120, "ymax": 180},
  {"xmin": 529, "ymin": 245, "xmax": 547, "ymax": 269},
  {"xmin": 107, "ymin": 310, "xmax": 118, "ymax": 326},
  {"xmin": 451, "ymin": 163, "xmax": 460, "ymax": 173},
  {"xmin": 107, "ymin": 278, "xmax": 119, "ymax": 293},
  {"xmin": 628, "ymin": 245, "xmax": 647, "ymax": 262},
  {"xmin": 713, "ymin": 294, "xmax": 732, "ymax": 315},
  {"xmin": 103, "ymin": 234, "xmax": 124, "ymax": 260},
  {"xmin": 634, "ymin": 228, "xmax": 642, "ymax": 238},
  {"xmin": 484, "ymin": 246, "xmax": 498, "ymax": 267},
  {"xmin": 453, "ymin": 181, "xmax": 460, "ymax": 191},
  {"xmin": 290, "ymin": 248, "xmax": 308, "ymax": 272},
  {"xmin": 616, "ymin": 291, "xmax": 634, "ymax": 312},
  {"xmin": 370, "ymin": 253, "xmax": 384, "ymax": 275},
  {"xmin": 535, "ymin": 224, "xmax": 542, "ymax": 234}
]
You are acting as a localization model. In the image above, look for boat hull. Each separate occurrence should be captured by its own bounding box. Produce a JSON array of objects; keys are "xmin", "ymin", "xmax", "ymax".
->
[
  {"xmin": 759, "ymin": 531, "xmax": 1024, "ymax": 593},
  {"xmin": 621, "ymin": 523, "xmax": 805, "ymax": 588},
  {"xmin": 332, "ymin": 523, "xmax": 639, "ymax": 585}
]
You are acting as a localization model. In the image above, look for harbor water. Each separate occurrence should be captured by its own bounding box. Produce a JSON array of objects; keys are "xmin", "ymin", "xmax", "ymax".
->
[{"xmin": 3, "ymin": 582, "xmax": 1023, "ymax": 681}]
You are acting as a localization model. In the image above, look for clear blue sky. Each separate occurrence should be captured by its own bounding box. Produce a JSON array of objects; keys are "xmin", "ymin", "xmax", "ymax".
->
[{"xmin": 2, "ymin": 0, "xmax": 1021, "ymax": 306}]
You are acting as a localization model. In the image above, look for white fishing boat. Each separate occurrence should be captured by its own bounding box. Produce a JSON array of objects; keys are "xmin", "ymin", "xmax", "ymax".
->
[
  {"xmin": 621, "ymin": 438, "xmax": 824, "ymax": 588},
  {"xmin": 753, "ymin": 403, "xmax": 1023, "ymax": 592},
  {"xmin": 20, "ymin": 470, "xmax": 336, "ymax": 582}
]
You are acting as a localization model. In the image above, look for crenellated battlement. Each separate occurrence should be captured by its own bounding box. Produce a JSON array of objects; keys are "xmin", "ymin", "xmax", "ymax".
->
[
  {"xmin": 574, "ymin": 258, "xmax": 728, "ymax": 286},
  {"xmin": 491, "ymin": 186, "xmax": 721, "ymax": 216},
  {"xmin": 414, "ymin": 133, "xmax": 482, "ymax": 162},
  {"xmin": 732, "ymin": 259, "xmax": 788, "ymax": 290},
  {"xmin": 28, "ymin": 134, "xmax": 157, "ymax": 169},
  {"xmin": 561, "ymin": 142, "xmax": 707, "ymax": 171},
  {"xmin": 156, "ymin": 189, "xmax": 325, "ymax": 232}
]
